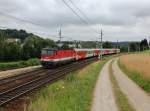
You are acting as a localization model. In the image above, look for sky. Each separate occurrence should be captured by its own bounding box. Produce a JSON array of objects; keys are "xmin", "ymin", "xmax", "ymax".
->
[{"xmin": 0, "ymin": 0, "xmax": 150, "ymax": 41}]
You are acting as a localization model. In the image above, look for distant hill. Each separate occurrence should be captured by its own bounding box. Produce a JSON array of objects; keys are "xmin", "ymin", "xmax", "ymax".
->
[{"xmin": 0, "ymin": 29, "xmax": 33, "ymax": 42}]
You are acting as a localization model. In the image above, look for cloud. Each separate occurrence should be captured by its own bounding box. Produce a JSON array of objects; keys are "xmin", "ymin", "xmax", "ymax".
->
[{"xmin": 0, "ymin": 0, "xmax": 150, "ymax": 41}]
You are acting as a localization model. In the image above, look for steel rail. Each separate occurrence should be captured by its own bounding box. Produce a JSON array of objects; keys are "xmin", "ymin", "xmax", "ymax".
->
[
  {"xmin": 0, "ymin": 58, "xmax": 97, "ymax": 106},
  {"xmin": 0, "ymin": 67, "xmax": 44, "ymax": 85}
]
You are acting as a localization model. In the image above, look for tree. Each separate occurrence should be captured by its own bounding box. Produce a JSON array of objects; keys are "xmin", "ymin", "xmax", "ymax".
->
[
  {"xmin": 81, "ymin": 41, "xmax": 97, "ymax": 48},
  {"xmin": 3, "ymin": 29, "xmax": 32, "ymax": 43},
  {"xmin": 22, "ymin": 36, "xmax": 36, "ymax": 59},
  {"xmin": 0, "ymin": 31, "xmax": 7, "ymax": 61},
  {"xmin": 119, "ymin": 46, "xmax": 128, "ymax": 52},
  {"xmin": 129, "ymin": 42, "xmax": 139, "ymax": 52},
  {"xmin": 22, "ymin": 35, "xmax": 57, "ymax": 59},
  {"xmin": 4, "ymin": 43, "xmax": 21, "ymax": 61},
  {"xmin": 103, "ymin": 41, "xmax": 113, "ymax": 48},
  {"xmin": 61, "ymin": 43, "xmax": 70, "ymax": 50},
  {"xmin": 140, "ymin": 39, "xmax": 148, "ymax": 51},
  {"xmin": 43, "ymin": 39, "xmax": 57, "ymax": 48}
]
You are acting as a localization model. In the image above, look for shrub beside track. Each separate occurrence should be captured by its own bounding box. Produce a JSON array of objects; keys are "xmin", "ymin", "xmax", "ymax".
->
[{"xmin": 0, "ymin": 58, "xmax": 40, "ymax": 71}]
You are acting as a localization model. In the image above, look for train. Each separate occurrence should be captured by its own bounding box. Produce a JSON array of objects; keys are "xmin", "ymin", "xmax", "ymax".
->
[{"xmin": 41, "ymin": 48, "xmax": 120, "ymax": 67}]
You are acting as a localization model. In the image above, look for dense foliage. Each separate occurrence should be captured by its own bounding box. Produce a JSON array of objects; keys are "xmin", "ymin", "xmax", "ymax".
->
[
  {"xmin": 80, "ymin": 41, "xmax": 97, "ymax": 48},
  {"xmin": 80, "ymin": 41, "xmax": 116, "ymax": 49},
  {"xmin": 118, "ymin": 39, "xmax": 149, "ymax": 52},
  {"xmin": 0, "ymin": 29, "xmax": 32, "ymax": 42},
  {"xmin": 0, "ymin": 29, "xmax": 57, "ymax": 61},
  {"xmin": 128, "ymin": 39, "xmax": 149, "ymax": 52},
  {"xmin": 140, "ymin": 39, "xmax": 149, "ymax": 51},
  {"xmin": 0, "ymin": 58, "xmax": 40, "ymax": 71}
]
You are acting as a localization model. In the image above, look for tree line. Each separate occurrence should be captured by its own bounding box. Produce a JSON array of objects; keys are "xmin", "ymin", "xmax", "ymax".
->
[
  {"xmin": 122, "ymin": 39, "xmax": 149, "ymax": 52},
  {"xmin": 0, "ymin": 29, "xmax": 57, "ymax": 61}
]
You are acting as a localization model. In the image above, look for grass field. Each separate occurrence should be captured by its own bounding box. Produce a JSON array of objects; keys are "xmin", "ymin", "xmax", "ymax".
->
[
  {"xmin": 119, "ymin": 54, "xmax": 150, "ymax": 92},
  {"xmin": 26, "ymin": 58, "xmax": 110, "ymax": 111},
  {"xmin": 0, "ymin": 58, "xmax": 40, "ymax": 71},
  {"xmin": 119, "ymin": 54, "xmax": 150, "ymax": 79}
]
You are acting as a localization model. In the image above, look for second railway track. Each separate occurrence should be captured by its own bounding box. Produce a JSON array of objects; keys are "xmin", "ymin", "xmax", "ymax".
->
[{"xmin": 0, "ymin": 58, "xmax": 98, "ymax": 107}]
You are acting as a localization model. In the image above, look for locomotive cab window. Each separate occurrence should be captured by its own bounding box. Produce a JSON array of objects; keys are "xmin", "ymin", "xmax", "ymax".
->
[
  {"xmin": 47, "ymin": 50, "xmax": 54, "ymax": 56},
  {"xmin": 41, "ymin": 50, "xmax": 54, "ymax": 56},
  {"xmin": 41, "ymin": 50, "xmax": 47, "ymax": 55}
]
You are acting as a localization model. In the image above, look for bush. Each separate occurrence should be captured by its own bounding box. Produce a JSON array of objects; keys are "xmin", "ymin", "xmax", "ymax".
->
[{"xmin": 0, "ymin": 58, "xmax": 40, "ymax": 71}]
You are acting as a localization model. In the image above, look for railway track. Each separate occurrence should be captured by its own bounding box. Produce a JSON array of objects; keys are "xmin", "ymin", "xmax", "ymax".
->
[
  {"xmin": 0, "ymin": 67, "xmax": 44, "ymax": 84},
  {"xmin": 0, "ymin": 58, "xmax": 98, "ymax": 107}
]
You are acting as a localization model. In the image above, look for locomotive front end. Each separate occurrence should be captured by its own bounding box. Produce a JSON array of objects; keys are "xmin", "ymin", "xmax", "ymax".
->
[{"xmin": 41, "ymin": 48, "xmax": 56, "ymax": 67}]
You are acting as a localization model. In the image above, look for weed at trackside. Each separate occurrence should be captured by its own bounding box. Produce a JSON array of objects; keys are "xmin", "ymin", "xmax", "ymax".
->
[{"xmin": 0, "ymin": 58, "xmax": 40, "ymax": 71}]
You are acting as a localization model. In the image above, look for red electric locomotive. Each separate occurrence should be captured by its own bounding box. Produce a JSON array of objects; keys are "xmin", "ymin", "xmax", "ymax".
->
[{"xmin": 41, "ymin": 48, "xmax": 75, "ymax": 67}]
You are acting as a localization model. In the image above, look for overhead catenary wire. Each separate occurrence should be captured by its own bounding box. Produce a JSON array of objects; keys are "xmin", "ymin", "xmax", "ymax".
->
[
  {"xmin": 0, "ymin": 11, "xmax": 46, "ymax": 29},
  {"xmin": 0, "ymin": 1, "xmax": 98, "ymax": 41},
  {"xmin": 68, "ymin": 0, "xmax": 90, "ymax": 21},
  {"xmin": 61, "ymin": 0, "xmax": 98, "ymax": 34},
  {"xmin": 68, "ymin": 0, "xmax": 97, "ymax": 31},
  {"xmin": 0, "ymin": 25, "xmax": 78, "ymax": 42},
  {"xmin": 0, "ymin": 12, "xmax": 92, "ymax": 41},
  {"xmin": 0, "ymin": 25, "xmax": 59, "ymax": 40},
  {"xmin": 0, "ymin": 11, "xmax": 61, "ymax": 39}
]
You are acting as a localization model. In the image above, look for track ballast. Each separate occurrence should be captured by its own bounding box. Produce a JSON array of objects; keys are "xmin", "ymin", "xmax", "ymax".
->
[{"xmin": 0, "ymin": 57, "xmax": 98, "ymax": 107}]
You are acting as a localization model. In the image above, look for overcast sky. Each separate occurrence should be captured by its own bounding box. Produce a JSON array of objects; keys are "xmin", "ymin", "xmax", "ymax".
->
[{"xmin": 0, "ymin": 0, "xmax": 150, "ymax": 41}]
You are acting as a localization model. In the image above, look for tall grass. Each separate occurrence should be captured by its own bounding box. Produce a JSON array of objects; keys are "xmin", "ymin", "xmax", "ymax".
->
[
  {"xmin": 0, "ymin": 58, "xmax": 40, "ymax": 71},
  {"xmin": 27, "ymin": 59, "xmax": 107, "ymax": 111},
  {"xmin": 118, "ymin": 59, "xmax": 150, "ymax": 92},
  {"xmin": 120, "ymin": 54, "xmax": 150, "ymax": 79}
]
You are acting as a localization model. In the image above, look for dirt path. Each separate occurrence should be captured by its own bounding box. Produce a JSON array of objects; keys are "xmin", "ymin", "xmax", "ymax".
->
[
  {"xmin": 0, "ymin": 65, "xmax": 41, "ymax": 79},
  {"xmin": 112, "ymin": 58, "xmax": 150, "ymax": 111},
  {"xmin": 91, "ymin": 60, "xmax": 118, "ymax": 111}
]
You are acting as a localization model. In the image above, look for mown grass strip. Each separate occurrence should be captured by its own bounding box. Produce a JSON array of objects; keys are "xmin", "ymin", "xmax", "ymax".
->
[
  {"xmin": 118, "ymin": 59, "xmax": 150, "ymax": 92},
  {"xmin": 26, "ymin": 57, "xmax": 114, "ymax": 111},
  {"xmin": 0, "ymin": 58, "xmax": 40, "ymax": 71},
  {"xmin": 109, "ymin": 60, "xmax": 135, "ymax": 111}
]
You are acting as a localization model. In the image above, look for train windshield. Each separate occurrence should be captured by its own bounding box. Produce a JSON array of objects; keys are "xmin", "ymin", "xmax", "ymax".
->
[{"xmin": 41, "ymin": 50, "xmax": 54, "ymax": 56}]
